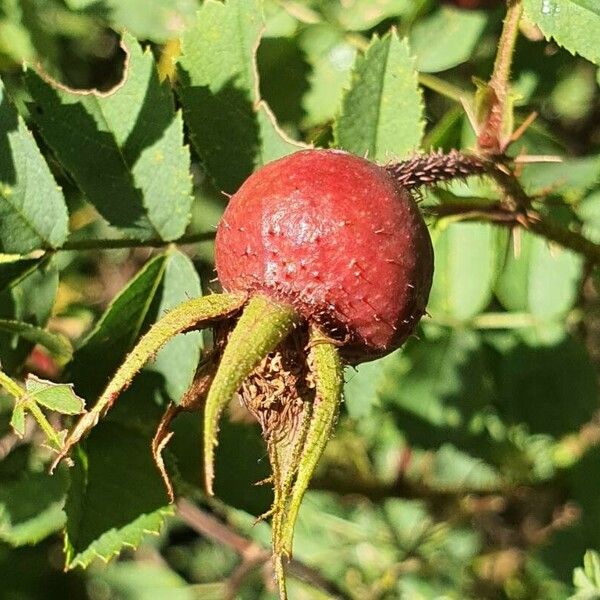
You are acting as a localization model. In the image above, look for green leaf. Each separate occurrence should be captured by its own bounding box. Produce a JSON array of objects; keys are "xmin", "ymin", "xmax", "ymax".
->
[
  {"xmin": 0, "ymin": 260, "xmax": 58, "ymax": 373},
  {"xmin": 378, "ymin": 330, "xmax": 494, "ymax": 434},
  {"xmin": 0, "ymin": 255, "xmax": 46, "ymax": 296},
  {"xmin": 323, "ymin": 0, "xmax": 411, "ymax": 31},
  {"xmin": 347, "ymin": 329, "xmax": 504, "ymax": 490},
  {"xmin": 578, "ymin": 190, "xmax": 600, "ymax": 242},
  {"xmin": 69, "ymin": 253, "xmax": 170, "ymax": 400},
  {"xmin": 65, "ymin": 0, "xmax": 197, "ymax": 42},
  {"xmin": 177, "ymin": 0, "xmax": 305, "ymax": 194},
  {"xmin": 299, "ymin": 24, "xmax": 357, "ymax": 128},
  {"xmin": 494, "ymin": 329, "xmax": 597, "ymax": 437},
  {"xmin": 428, "ymin": 222, "xmax": 509, "ymax": 322},
  {"xmin": 334, "ymin": 31, "xmax": 424, "ymax": 161},
  {"xmin": 0, "ymin": 78, "xmax": 68, "ymax": 253},
  {"xmin": 410, "ymin": 6, "xmax": 487, "ymax": 73},
  {"xmin": 343, "ymin": 350, "xmax": 400, "ymax": 419},
  {"xmin": 26, "ymin": 33, "xmax": 192, "ymax": 241},
  {"xmin": 520, "ymin": 155, "xmax": 600, "ymax": 200},
  {"xmin": 256, "ymin": 102, "xmax": 307, "ymax": 166},
  {"xmin": 64, "ymin": 421, "xmax": 173, "ymax": 569},
  {"xmin": 0, "ymin": 2, "xmax": 37, "ymax": 65},
  {"xmin": 523, "ymin": 0, "xmax": 600, "ymax": 65},
  {"xmin": 0, "ymin": 468, "xmax": 68, "ymax": 546},
  {"xmin": 25, "ymin": 375, "xmax": 84, "ymax": 415},
  {"xmin": 572, "ymin": 550, "xmax": 600, "ymax": 598},
  {"xmin": 0, "ymin": 319, "xmax": 72, "ymax": 364},
  {"xmin": 429, "ymin": 444, "xmax": 501, "ymax": 490},
  {"xmin": 9, "ymin": 403, "xmax": 25, "ymax": 436},
  {"xmin": 495, "ymin": 229, "xmax": 584, "ymax": 321},
  {"xmin": 257, "ymin": 36, "xmax": 311, "ymax": 126},
  {"xmin": 90, "ymin": 563, "xmax": 197, "ymax": 600}
]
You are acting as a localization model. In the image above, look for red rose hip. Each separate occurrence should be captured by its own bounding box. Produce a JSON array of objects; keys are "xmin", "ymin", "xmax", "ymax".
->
[{"xmin": 215, "ymin": 149, "xmax": 434, "ymax": 362}]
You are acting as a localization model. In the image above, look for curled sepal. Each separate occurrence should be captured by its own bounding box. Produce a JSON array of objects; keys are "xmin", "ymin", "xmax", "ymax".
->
[
  {"xmin": 153, "ymin": 358, "xmax": 219, "ymax": 501},
  {"xmin": 277, "ymin": 326, "xmax": 343, "ymax": 560},
  {"xmin": 51, "ymin": 292, "xmax": 246, "ymax": 472},
  {"xmin": 204, "ymin": 295, "xmax": 299, "ymax": 495}
]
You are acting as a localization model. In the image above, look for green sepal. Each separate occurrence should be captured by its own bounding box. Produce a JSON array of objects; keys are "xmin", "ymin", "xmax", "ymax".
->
[
  {"xmin": 51, "ymin": 292, "xmax": 246, "ymax": 472},
  {"xmin": 276, "ymin": 326, "xmax": 343, "ymax": 560},
  {"xmin": 203, "ymin": 294, "xmax": 299, "ymax": 495}
]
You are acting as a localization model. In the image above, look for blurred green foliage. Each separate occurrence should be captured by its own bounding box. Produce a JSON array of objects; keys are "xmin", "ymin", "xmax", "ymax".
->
[{"xmin": 1, "ymin": 0, "xmax": 600, "ymax": 599}]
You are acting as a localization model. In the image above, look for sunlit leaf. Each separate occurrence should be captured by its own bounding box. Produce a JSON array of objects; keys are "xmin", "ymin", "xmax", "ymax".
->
[{"xmin": 334, "ymin": 31, "xmax": 424, "ymax": 161}]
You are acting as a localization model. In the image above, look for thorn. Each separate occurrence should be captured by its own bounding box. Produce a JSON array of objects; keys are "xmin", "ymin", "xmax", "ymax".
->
[
  {"xmin": 513, "ymin": 154, "xmax": 563, "ymax": 164},
  {"xmin": 509, "ymin": 111, "xmax": 538, "ymax": 144}
]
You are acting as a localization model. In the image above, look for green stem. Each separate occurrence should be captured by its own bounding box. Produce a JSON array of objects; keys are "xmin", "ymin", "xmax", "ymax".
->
[
  {"xmin": 478, "ymin": 0, "xmax": 523, "ymax": 151},
  {"xmin": 24, "ymin": 399, "xmax": 63, "ymax": 451},
  {"xmin": 53, "ymin": 231, "xmax": 216, "ymax": 253},
  {"xmin": 418, "ymin": 73, "xmax": 473, "ymax": 105},
  {"xmin": 490, "ymin": 0, "xmax": 523, "ymax": 97},
  {"xmin": 0, "ymin": 370, "xmax": 25, "ymax": 399},
  {"xmin": 0, "ymin": 370, "xmax": 63, "ymax": 451}
]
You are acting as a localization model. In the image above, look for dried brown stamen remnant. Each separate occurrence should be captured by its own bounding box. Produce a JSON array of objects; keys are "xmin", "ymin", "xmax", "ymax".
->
[{"xmin": 238, "ymin": 334, "xmax": 314, "ymax": 441}]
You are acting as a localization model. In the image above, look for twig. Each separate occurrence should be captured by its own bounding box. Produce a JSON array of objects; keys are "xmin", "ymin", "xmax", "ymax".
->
[
  {"xmin": 176, "ymin": 498, "xmax": 350, "ymax": 600},
  {"xmin": 54, "ymin": 231, "xmax": 216, "ymax": 252},
  {"xmin": 310, "ymin": 470, "xmax": 519, "ymax": 503},
  {"xmin": 428, "ymin": 202, "xmax": 600, "ymax": 264}
]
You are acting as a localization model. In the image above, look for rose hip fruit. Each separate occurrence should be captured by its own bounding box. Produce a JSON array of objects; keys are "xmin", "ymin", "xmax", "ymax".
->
[{"xmin": 215, "ymin": 149, "xmax": 434, "ymax": 362}]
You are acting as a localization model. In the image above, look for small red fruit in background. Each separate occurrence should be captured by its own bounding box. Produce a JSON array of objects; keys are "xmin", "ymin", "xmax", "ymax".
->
[
  {"xmin": 216, "ymin": 149, "xmax": 433, "ymax": 362},
  {"xmin": 442, "ymin": 0, "xmax": 503, "ymax": 9}
]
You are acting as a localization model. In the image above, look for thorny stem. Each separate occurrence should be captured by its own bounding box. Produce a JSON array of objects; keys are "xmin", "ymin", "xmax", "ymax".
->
[
  {"xmin": 388, "ymin": 152, "xmax": 600, "ymax": 265},
  {"xmin": 478, "ymin": 0, "xmax": 523, "ymax": 152},
  {"xmin": 490, "ymin": 0, "xmax": 523, "ymax": 103},
  {"xmin": 0, "ymin": 370, "xmax": 63, "ymax": 451}
]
